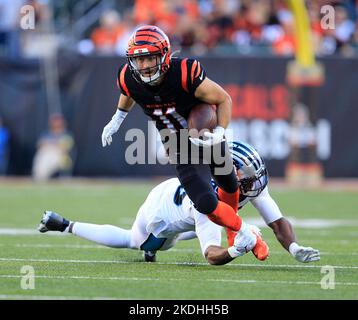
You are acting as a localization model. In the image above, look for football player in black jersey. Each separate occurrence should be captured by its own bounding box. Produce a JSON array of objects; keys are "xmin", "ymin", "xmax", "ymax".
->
[{"xmin": 101, "ymin": 25, "xmax": 264, "ymax": 254}]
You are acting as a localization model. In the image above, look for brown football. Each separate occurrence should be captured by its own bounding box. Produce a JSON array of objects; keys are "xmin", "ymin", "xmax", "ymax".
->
[{"xmin": 187, "ymin": 103, "xmax": 217, "ymax": 138}]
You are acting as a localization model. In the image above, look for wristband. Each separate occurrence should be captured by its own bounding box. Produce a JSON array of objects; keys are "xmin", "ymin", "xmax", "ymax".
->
[{"xmin": 227, "ymin": 246, "xmax": 240, "ymax": 258}]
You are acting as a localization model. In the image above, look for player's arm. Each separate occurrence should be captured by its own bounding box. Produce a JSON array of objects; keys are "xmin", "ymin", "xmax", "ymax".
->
[
  {"xmin": 251, "ymin": 188, "xmax": 320, "ymax": 263},
  {"xmin": 191, "ymin": 78, "xmax": 231, "ymax": 146},
  {"xmin": 101, "ymin": 94, "xmax": 136, "ymax": 147},
  {"xmin": 205, "ymin": 245, "xmax": 234, "ymax": 265},
  {"xmin": 195, "ymin": 212, "xmax": 249, "ymax": 265},
  {"xmin": 194, "ymin": 77, "xmax": 232, "ymax": 129},
  {"xmin": 117, "ymin": 93, "xmax": 136, "ymax": 111}
]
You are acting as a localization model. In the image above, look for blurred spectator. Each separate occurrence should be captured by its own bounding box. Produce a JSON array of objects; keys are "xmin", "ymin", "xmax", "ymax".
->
[
  {"xmin": 289, "ymin": 103, "xmax": 316, "ymax": 151},
  {"xmin": 272, "ymin": 7, "xmax": 295, "ymax": 56},
  {"xmin": 90, "ymin": 10, "xmax": 126, "ymax": 54},
  {"xmin": 0, "ymin": 0, "xmax": 24, "ymax": 57},
  {"xmin": 32, "ymin": 113, "xmax": 75, "ymax": 182},
  {"xmin": 74, "ymin": 0, "xmax": 358, "ymax": 56},
  {"xmin": 0, "ymin": 117, "xmax": 9, "ymax": 175}
]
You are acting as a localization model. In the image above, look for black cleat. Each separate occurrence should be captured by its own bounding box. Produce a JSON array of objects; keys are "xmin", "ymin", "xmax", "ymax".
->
[
  {"xmin": 144, "ymin": 251, "xmax": 156, "ymax": 262},
  {"xmin": 38, "ymin": 211, "xmax": 69, "ymax": 233}
]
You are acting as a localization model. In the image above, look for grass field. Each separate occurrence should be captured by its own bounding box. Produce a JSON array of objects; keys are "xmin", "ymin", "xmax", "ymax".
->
[{"xmin": 0, "ymin": 179, "xmax": 357, "ymax": 300}]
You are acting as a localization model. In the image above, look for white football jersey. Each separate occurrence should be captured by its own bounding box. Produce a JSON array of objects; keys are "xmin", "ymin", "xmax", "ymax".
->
[
  {"xmin": 137, "ymin": 177, "xmax": 283, "ymax": 255},
  {"xmin": 139, "ymin": 178, "xmax": 222, "ymax": 255}
]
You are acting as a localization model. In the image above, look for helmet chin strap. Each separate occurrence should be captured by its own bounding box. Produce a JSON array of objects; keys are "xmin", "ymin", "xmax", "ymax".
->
[
  {"xmin": 139, "ymin": 53, "xmax": 167, "ymax": 85},
  {"xmin": 139, "ymin": 68, "xmax": 161, "ymax": 85}
]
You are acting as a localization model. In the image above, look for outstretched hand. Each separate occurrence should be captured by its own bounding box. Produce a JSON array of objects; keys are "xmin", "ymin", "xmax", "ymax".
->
[{"xmin": 294, "ymin": 246, "xmax": 320, "ymax": 263}]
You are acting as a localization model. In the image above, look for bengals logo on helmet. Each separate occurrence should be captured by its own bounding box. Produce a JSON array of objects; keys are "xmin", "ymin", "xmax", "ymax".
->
[{"xmin": 126, "ymin": 25, "xmax": 171, "ymax": 84}]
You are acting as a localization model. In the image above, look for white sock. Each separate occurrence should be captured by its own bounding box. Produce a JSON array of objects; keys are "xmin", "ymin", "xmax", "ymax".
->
[
  {"xmin": 289, "ymin": 242, "xmax": 300, "ymax": 256},
  {"xmin": 71, "ymin": 222, "xmax": 131, "ymax": 248},
  {"xmin": 63, "ymin": 221, "xmax": 73, "ymax": 233}
]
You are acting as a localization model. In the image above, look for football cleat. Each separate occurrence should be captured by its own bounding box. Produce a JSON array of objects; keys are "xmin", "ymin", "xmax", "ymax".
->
[
  {"xmin": 143, "ymin": 251, "xmax": 156, "ymax": 262},
  {"xmin": 38, "ymin": 211, "xmax": 70, "ymax": 233},
  {"xmin": 249, "ymin": 225, "xmax": 269, "ymax": 261}
]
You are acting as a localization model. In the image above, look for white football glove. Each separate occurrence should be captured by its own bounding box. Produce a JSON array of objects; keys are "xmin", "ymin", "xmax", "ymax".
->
[
  {"xmin": 189, "ymin": 126, "xmax": 225, "ymax": 147},
  {"xmin": 101, "ymin": 109, "xmax": 128, "ymax": 147},
  {"xmin": 293, "ymin": 246, "xmax": 320, "ymax": 263},
  {"xmin": 228, "ymin": 222, "xmax": 257, "ymax": 258}
]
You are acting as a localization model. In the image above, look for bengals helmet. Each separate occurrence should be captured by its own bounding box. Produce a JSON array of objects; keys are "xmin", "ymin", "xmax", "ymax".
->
[
  {"xmin": 126, "ymin": 25, "xmax": 171, "ymax": 85},
  {"xmin": 229, "ymin": 141, "xmax": 269, "ymax": 198}
]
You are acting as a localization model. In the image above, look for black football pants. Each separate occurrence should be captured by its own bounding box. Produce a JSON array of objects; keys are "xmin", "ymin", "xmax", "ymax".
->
[{"xmin": 175, "ymin": 141, "xmax": 239, "ymax": 214}]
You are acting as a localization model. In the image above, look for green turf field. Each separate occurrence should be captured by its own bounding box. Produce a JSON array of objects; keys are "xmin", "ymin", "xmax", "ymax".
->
[{"xmin": 0, "ymin": 180, "xmax": 357, "ymax": 300}]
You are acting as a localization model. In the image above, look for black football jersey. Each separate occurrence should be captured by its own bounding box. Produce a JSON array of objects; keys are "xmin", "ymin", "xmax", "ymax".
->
[{"xmin": 117, "ymin": 57, "xmax": 207, "ymax": 132}]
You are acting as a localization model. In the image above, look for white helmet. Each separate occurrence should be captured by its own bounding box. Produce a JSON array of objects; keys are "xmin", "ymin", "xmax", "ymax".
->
[{"xmin": 228, "ymin": 141, "xmax": 268, "ymax": 197}]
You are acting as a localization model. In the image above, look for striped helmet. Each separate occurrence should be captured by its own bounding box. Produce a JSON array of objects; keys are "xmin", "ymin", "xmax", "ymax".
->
[
  {"xmin": 228, "ymin": 141, "xmax": 268, "ymax": 197},
  {"xmin": 126, "ymin": 25, "xmax": 171, "ymax": 85}
]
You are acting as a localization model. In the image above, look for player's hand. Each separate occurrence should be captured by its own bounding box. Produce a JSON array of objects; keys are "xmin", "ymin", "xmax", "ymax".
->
[
  {"xmin": 101, "ymin": 109, "xmax": 128, "ymax": 147},
  {"xmin": 231, "ymin": 223, "xmax": 257, "ymax": 256},
  {"xmin": 293, "ymin": 246, "xmax": 320, "ymax": 263},
  {"xmin": 189, "ymin": 126, "xmax": 225, "ymax": 147},
  {"xmin": 101, "ymin": 120, "xmax": 120, "ymax": 147}
]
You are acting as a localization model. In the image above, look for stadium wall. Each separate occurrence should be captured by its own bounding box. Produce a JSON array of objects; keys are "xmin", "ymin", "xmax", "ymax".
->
[{"xmin": 0, "ymin": 54, "xmax": 357, "ymax": 177}]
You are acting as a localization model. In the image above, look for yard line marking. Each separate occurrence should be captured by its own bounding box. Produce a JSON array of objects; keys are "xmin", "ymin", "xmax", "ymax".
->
[
  {"xmin": 0, "ymin": 274, "xmax": 160, "ymax": 281},
  {"xmin": 0, "ymin": 274, "xmax": 357, "ymax": 286},
  {"xmin": 3, "ymin": 244, "xmax": 358, "ymax": 256},
  {"xmin": 13, "ymin": 243, "xmax": 105, "ymax": 249},
  {"xmin": 0, "ymin": 228, "xmax": 66, "ymax": 236},
  {"xmin": 0, "ymin": 257, "xmax": 357, "ymax": 270}
]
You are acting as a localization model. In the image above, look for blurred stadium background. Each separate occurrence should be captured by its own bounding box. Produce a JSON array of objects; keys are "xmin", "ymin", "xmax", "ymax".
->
[
  {"xmin": 0, "ymin": 0, "xmax": 358, "ymax": 300},
  {"xmin": 0, "ymin": 0, "xmax": 358, "ymax": 181}
]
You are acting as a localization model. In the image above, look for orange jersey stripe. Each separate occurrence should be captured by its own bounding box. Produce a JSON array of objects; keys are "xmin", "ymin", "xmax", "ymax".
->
[
  {"xmin": 181, "ymin": 59, "xmax": 188, "ymax": 93},
  {"xmin": 195, "ymin": 62, "xmax": 201, "ymax": 78},
  {"xmin": 191, "ymin": 60, "xmax": 197, "ymax": 84},
  {"xmin": 120, "ymin": 64, "xmax": 130, "ymax": 96}
]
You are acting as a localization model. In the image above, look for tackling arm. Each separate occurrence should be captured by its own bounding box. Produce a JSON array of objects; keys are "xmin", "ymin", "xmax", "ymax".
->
[
  {"xmin": 251, "ymin": 188, "xmax": 320, "ymax": 263},
  {"xmin": 205, "ymin": 245, "xmax": 234, "ymax": 265}
]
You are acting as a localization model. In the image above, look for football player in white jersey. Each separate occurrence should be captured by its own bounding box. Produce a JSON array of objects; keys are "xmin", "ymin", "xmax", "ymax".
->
[{"xmin": 38, "ymin": 174, "xmax": 269, "ymax": 265}]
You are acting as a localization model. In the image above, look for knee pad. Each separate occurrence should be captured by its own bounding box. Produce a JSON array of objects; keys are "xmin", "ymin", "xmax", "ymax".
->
[{"xmin": 194, "ymin": 192, "xmax": 218, "ymax": 215}]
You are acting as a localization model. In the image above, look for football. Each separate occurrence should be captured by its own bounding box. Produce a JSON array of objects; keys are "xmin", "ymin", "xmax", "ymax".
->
[{"xmin": 187, "ymin": 103, "xmax": 217, "ymax": 138}]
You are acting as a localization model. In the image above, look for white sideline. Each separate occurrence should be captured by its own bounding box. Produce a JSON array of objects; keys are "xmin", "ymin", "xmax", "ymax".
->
[
  {"xmin": 0, "ymin": 274, "xmax": 357, "ymax": 286},
  {"xmin": 0, "ymin": 257, "xmax": 357, "ymax": 269}
]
